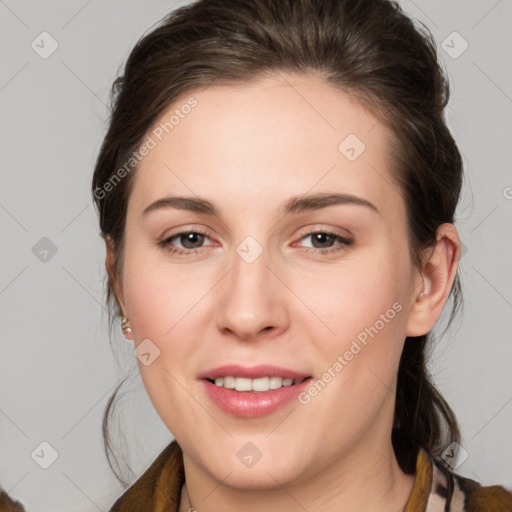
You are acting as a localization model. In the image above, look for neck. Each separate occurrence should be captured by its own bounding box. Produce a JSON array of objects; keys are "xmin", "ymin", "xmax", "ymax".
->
[{"xmin": 178, "ymin": 434, "xmax": 415, "ymax": 512}]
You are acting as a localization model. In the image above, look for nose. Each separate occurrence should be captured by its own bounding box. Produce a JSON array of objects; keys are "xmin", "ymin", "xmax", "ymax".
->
[{"xmin": 215, "ymin": 244, "xmax": 289, "ymax": 342}]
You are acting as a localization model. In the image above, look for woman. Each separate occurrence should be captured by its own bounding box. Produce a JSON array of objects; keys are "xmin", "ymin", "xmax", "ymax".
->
[
  {"xmin": 5, "ymin": 0, "xmax": 504, "ymax": 511},
  {"xmin": 90, "ymin": 0, "xmax": 512, "ymax": 511}
]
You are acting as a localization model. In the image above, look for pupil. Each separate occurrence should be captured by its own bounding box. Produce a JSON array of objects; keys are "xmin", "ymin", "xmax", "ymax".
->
[
  {"xmin": 182, "ymin": 233, "xmax": 204, "ymax": 249},
  {"xmin": 312, "ymin": 233, "xmax": 333, "ymax": 248}
]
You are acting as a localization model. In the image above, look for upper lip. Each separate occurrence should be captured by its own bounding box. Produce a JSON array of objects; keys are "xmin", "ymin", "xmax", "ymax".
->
[{"xmin": 198, "ymin": 364, "xmax": 310, "ymax": 381}]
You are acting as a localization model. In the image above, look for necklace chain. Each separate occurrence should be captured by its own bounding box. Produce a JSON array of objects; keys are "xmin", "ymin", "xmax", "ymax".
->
[{"xmin": 185, "ymin": 483, "xmax": 197, "ymax": 511}]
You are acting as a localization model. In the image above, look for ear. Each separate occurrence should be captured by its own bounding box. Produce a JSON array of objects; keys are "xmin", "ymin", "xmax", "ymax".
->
[
  {"xmin": 406, "ymin": 223, "xmax": 460, "ymax": 337},
  {"xmin": 105, "ymin": 236, "xmax": 132, "ymax": 340}
]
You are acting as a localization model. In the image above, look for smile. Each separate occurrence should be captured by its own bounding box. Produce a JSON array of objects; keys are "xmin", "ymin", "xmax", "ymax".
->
[
  {"xmin": 209, "ymin": 376, "xmax": 307, "ymax": 392},
  {"xmin": 198, "ymin": 365, "xmax": 313, "ymax": 417}
]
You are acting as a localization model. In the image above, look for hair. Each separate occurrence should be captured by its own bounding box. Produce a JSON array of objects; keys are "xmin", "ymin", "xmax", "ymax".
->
[{"xmin": 92, "ymin": 0, "xmax": 463, "ymax": 504}]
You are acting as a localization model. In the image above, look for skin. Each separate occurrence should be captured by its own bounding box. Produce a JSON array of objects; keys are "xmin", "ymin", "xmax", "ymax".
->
[{"xmin": 107, "ymin": 72, "xmax": 460, "ymax": 511}]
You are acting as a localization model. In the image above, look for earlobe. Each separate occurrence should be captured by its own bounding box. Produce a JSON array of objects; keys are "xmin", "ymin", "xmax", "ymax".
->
[
  {"xmin": 120, "ymin": 315, "xmax": 133, "ymax": 340},
  {"xmin": 406, "ymin": 223, "xmax": 460, "ymax": 337}
]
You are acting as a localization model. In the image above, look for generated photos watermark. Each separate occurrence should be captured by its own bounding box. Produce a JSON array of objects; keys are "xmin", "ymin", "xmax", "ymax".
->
[
  {"xmin": 298, "ymin": 301, "xmax": 403, "ymax": 405},
  {"xmin": 93, "ymin": 96, "xmax": 198, "ymax": 200}
]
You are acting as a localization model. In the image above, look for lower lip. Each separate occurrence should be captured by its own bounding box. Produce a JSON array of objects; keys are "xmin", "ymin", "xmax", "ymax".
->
[{"xmin": 201, "ymin": 378, "xmax": 312, "ymax": 418}]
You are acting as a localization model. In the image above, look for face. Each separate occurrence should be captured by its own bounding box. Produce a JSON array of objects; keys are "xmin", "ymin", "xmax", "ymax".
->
[{"xmin": 113, "ymin": 73, "xmax": 425, "ymax": 488}]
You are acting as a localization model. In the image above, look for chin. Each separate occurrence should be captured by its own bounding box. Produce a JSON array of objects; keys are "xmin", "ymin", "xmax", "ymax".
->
[
  {"xmin": 213, "ymin": 459, "xmax": 307, "ymax": 490},
  {"xmin": 193, "ymin": 440, "xmax": 311, "ymax": 489}
]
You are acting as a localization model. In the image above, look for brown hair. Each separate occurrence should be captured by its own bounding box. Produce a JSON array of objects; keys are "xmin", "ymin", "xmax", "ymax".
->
[{"xmin": 92, "ymin": 0, "xmax": 463, "ymax": 501}]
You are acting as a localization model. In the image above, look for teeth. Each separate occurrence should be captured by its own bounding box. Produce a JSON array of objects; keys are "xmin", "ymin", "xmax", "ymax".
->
[
  {"xmin": 269, "ymin": 377, "xmax": 282, "ymax": 389},
  {"xmin": 252, "ymin": 377, "xmax": 269, "ymax": 392},
  {"xmin": 235, "ymin": 377, "xmax": 252, "ymax": 392},
  {"xmin": 212, "ymin": 376, "xmax": 303, "ymax": 392},
  {"xmin": 224, "ymin": 376, "xmax": 235, "ymax": 389}
]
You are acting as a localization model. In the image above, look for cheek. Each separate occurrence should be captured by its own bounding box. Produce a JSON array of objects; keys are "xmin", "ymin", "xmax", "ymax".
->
[
  {"xmin": 294, "ymin": 253, "xmax": 409, "ymax": 347},
  {"xmin": 122, "ymin": 243, "xmax": 208, "ymax": 340},
  {"xmin": 120, "ymin": 248, "xmax": 206, "ymax": 430},
  {"xmin": 294, "ymin": 250, "xmax": 410, "ymax": 407}
]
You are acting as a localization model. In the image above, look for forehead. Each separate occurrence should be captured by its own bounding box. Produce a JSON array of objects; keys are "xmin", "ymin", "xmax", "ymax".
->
[{"xmin": 129, "ymin": 72, "xmax": 403, "ymax": 219}]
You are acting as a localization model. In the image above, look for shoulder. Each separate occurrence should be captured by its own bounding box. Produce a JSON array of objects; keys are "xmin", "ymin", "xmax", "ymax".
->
[
  {"xmin": 427, "ymin": 453, "xmax": 512, "ymax": 512},
  {"xmin": 0, "ymin": 488, "xmax": 26, "ymax": 512},
  {"xmin": 454, "ymin": 473, "xmax": 512, "ymax": 512},
  {"xmin": 109, "ymin": 439, "xmax": 184, "ymax": 512}
]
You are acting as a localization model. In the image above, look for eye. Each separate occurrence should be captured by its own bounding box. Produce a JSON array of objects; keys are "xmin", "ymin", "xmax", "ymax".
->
[
  {"xmin": 158, "ymin": 230, "xmax": 216, "ymax": 255},
  {"xmin": 157, "ymin": 228, "xmax": 353, "ymax": 256},
  {"xmin": 295, "ymin": 230, "xmax": 353, "ymax": 254}
]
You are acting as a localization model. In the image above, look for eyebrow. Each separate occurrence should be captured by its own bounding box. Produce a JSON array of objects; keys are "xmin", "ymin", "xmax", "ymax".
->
[{"xmin": 141, "ymin": 192, "xmax": 379, "ymax": 219}]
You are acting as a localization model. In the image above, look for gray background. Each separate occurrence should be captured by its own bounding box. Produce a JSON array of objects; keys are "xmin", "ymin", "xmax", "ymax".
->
[{"xmin": 1, "ymin": 1, "xmax": 511, "ymax": 511}]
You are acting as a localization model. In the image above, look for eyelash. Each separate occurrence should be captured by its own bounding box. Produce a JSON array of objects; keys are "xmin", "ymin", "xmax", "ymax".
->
[{"xmin": 157, "ymin": 229, "xmax": 353, "ymax": 256}]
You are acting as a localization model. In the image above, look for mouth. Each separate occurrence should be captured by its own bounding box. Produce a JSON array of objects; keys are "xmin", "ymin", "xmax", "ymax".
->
[{"xmin": 198, "ymin": 365, "xmax": 313, "ymax": 417}]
